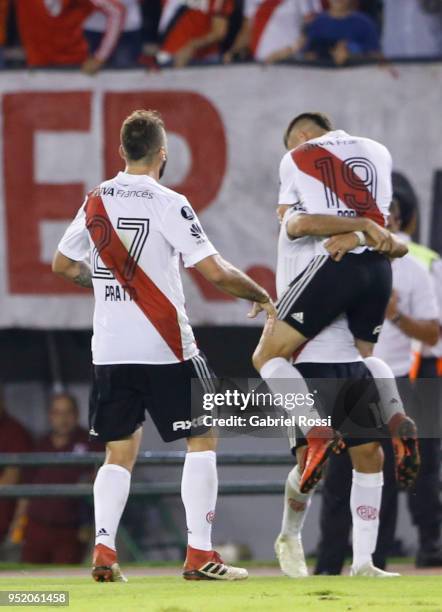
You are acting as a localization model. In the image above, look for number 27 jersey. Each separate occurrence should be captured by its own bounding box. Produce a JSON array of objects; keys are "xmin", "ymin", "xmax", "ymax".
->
[
  {"xmin": 57, "ymin": 172, "xmax": 217, "ymax": 365},
  {"xmin": 279, "ymin": 129, "xmax": 393, "ymax": 250}
]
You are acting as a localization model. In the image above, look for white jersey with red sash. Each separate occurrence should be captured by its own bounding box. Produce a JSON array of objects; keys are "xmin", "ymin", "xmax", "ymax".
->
[
  {"xmin": 57, "ymin": 172, "xmax": 217, "ymax": 365},
  {"xmin": 279, "ymin": 129, "xmax": 393, "ymax": 256}
]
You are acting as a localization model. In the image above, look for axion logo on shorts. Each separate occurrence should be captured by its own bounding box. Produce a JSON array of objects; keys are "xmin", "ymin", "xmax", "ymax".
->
[
  {"xmin": 206, "ymin": 511, "xmax": 215, "ymax": 524},
  {"xmin": 372, "ymin": 325, "xmax": 383, "ymax": 335},
  {"xmin": 172, "ymin": 415, "xmax": 206, "ymax": 431},
  {"xmin": 357, "ymin": 505, "xmax": 378, "ymax": 521}
]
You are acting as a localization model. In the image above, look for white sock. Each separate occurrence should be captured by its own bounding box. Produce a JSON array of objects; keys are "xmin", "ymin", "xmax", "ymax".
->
[
  {"xmin": 364, "ymin": 356, "xmax": 405, "ymax": 424},
  {"xmin": 181, "ymin": 450, "xmax": 218, "ymax": 551},
  {"xmin": 350, "ymin": 470, "xmax": 383, "ymax": 570},
  {"xmin": 260, "ymin": 357, "xmax": 322, "ymax": 435},
  {"xmin": 280, "ymin": 465, "xmax": 313, "ymax": 538},
  {"xmin": 94, "ymin": 464, "xmax": 131, "ymax": 551}
]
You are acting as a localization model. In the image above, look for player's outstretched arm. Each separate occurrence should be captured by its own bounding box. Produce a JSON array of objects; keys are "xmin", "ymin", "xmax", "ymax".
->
[
  {"xmin": 52, "ymin": 250, "xmax": 93, "ymax": 289},
  {"xmin": 195, "ymin": 254, "xmax": 277, "ymax": 328}
]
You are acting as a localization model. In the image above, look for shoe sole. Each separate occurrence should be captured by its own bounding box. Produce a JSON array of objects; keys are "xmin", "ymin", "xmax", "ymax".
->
[
  {"xmin": 92, "ymin": 566, "xmax": 114, "ymax": 582},
  {"xmin": 183, "ymin": 570, "xmax": 217, "ymax": 581},
  {"xmin": 183, "ymin": 569, "xmax": 247, "ymax": 581},
  {"xmin": 300, "ymin": 435, "xmax": 344, "ymax": 494}
]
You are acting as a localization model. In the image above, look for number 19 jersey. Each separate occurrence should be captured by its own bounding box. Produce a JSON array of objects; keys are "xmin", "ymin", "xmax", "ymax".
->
[
  {"xmin": 57, "ymin": 172, "xmax": 217, "ymax": 365},
  {"xmin": 279, "ymin": 129, "xmax": 393, "ymax": 254}
]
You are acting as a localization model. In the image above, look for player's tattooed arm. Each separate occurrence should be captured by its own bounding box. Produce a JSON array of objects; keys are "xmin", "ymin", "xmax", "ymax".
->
[
  {"xmin": 196, "ymin": 254, "xmax": 270, "ymax": 303},
  {"xmin": 52, "ymin": 250, "xmax": 93, "ymax": 289},
  {"xmin": 195, "ymin": 255, "xmax": 277, "ymax": 330},
  {"xmin": 72, "ymin": 261, "xmax": 93, "ymax": 288}
]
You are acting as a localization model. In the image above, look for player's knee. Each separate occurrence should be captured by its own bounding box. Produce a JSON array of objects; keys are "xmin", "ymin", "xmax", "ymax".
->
[
  {"xmin": 105, "ymin": 443, "xmax": 139, "ymax": 472},
  {"xmin": 350, "ymin": 441, "xmax": 384, "ymax": 472},
  {"xmin": 187, "ymin": 433, "xmax": 217, "ymax": 452}
]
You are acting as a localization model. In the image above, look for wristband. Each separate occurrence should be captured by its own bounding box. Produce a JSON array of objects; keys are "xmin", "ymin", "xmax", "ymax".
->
[{"xmin": 354, "ymin": 231, "xmax": 366, "ymax": 246}]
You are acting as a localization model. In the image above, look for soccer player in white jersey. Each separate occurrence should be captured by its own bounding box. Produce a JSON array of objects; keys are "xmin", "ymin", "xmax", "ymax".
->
[
  {"xmin": 52, "ymin": 110, "xmax": 276, "ymax": 582},
  {"xmin": 274, "ymin": 206, "xmax": 401, "ymax": 578},
  {"xmin": 253, "ymin": 112, "xmax": 419, "ymax": 495}
]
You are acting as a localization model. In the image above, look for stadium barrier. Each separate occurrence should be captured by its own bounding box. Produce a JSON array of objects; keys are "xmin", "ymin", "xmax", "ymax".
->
[{"xmin": 0, "ymin": 452, "xmax": 292, "ymax": 498}]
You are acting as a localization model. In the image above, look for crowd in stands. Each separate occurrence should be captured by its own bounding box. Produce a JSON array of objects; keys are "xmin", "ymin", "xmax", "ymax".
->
[{"xmin": 0, "ymin": 0, "xmax": 441, "ymax": 72}]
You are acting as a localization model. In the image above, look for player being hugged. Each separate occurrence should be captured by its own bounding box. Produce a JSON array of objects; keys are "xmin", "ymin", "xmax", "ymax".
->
[
  {"xmin": 252, "ymin": 112, "xmax": 418, "ymax": 495},
  {"xmin": 53, "ymin": 110, "xmax": 276, "ymax": 583}
]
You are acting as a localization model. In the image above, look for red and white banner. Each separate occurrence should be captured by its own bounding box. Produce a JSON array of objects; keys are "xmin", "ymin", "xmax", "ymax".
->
[{"xmin": 0, "ymin": 64, "xmax": 441, "ymax": 327}]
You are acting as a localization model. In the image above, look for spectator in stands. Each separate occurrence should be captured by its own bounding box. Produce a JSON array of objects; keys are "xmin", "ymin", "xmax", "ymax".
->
[
  {"xmin": 224, "ymin": 0, "xmax": 322, "ymax": 64},
  {"xmin": 0, "ymin": 387, "xmax": 33, "ymax": 547},
  {"xmin": 0, "ymin": 0, "xmax": 8, "ymax": 67},
  {"xmin": 382, "ymin": 0, "xmax": 442, "ymax": 59},
  {"xmin": 158, "ymin": 0, "xmax": 234, "ymax": 67},
  {"xmin": 84, "ymin": 0, "xmax": 142, "ymax": 68},
  {"xmin": 12, "ymin": 393, "xmax": 99, "ymax": 564},
  {"xmin": 16, "ymin": 0, "xmax": 125, "ymax": 74},
  {"xmin": 302, "ymin": 0, "xmax": 381, "ymax": 65}
]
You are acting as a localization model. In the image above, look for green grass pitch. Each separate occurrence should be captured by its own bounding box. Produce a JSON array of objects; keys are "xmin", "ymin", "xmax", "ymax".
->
[{"xmin": 1, "ymin": 576, "xmax": 442, "ymax": 611}]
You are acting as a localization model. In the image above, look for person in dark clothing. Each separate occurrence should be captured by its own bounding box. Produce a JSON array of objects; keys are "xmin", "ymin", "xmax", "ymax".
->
[
  {"xmin": 303, "ymin": 0, "xmax": 381, "ymax": 65},
  {"xmin": 0, "ymin": 389, "xmax": 33, "ymax": 545},
  {"xmin": 11, "ymin": 393, "xmax": 100, "ymax": 564}
]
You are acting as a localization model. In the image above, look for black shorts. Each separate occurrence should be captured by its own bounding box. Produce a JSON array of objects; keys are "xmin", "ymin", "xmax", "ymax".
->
[
  {"xmin": 89, "ymin": 353, "xmax": 215, "ymax": 443},
  {"xmin": 291, "ymin": 361, "xmax": 383, "ymax": 452},
  {"xmin": 277, "ymin": 251, "xmax": 392, "ymax": 343}
]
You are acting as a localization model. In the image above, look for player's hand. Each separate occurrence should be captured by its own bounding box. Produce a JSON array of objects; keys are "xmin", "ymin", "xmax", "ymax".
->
[
  {"xmin": 248, "ymin": 300, "xmax": 277, "ymax": 335},
  {"xmin": 82, "ymin": 56, "xmax": 104, "ymax": 75},
  {"xmin": 364, "ymin": 220, "xmax": 393, "ymax": 253},
  {"xmin": 325, "ymin": 232, "xmax": 359, "ymax": 261}
]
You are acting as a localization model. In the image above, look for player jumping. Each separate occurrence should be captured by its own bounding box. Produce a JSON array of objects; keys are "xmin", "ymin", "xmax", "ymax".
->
[
  {"xmin": 53, "ymin": 109, "xmax": 276, "ymax": 582},
  {"xmin": 252, "ymin": 113, "xmax": 419, "ymax": 494}
]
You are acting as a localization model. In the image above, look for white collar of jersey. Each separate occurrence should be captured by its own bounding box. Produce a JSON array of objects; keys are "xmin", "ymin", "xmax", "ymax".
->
[
  {"xmin": 326, "ymin": 130, "xmax": 349, "ymax": 138},
  {"xmin": 115, "ymin": 171, "xmax": 157, "ymax": 185}
]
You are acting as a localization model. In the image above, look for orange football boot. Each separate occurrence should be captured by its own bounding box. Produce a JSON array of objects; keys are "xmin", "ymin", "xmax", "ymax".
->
[{"xmin": 299, "ymin": 426, "xmax": 345, "ymax": 493}]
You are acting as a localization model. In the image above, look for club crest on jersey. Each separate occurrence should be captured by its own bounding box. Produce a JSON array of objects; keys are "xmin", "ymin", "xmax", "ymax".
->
[{"xmin": 181, "ymin": 206, "xmax": 195, "ymax": 221}]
